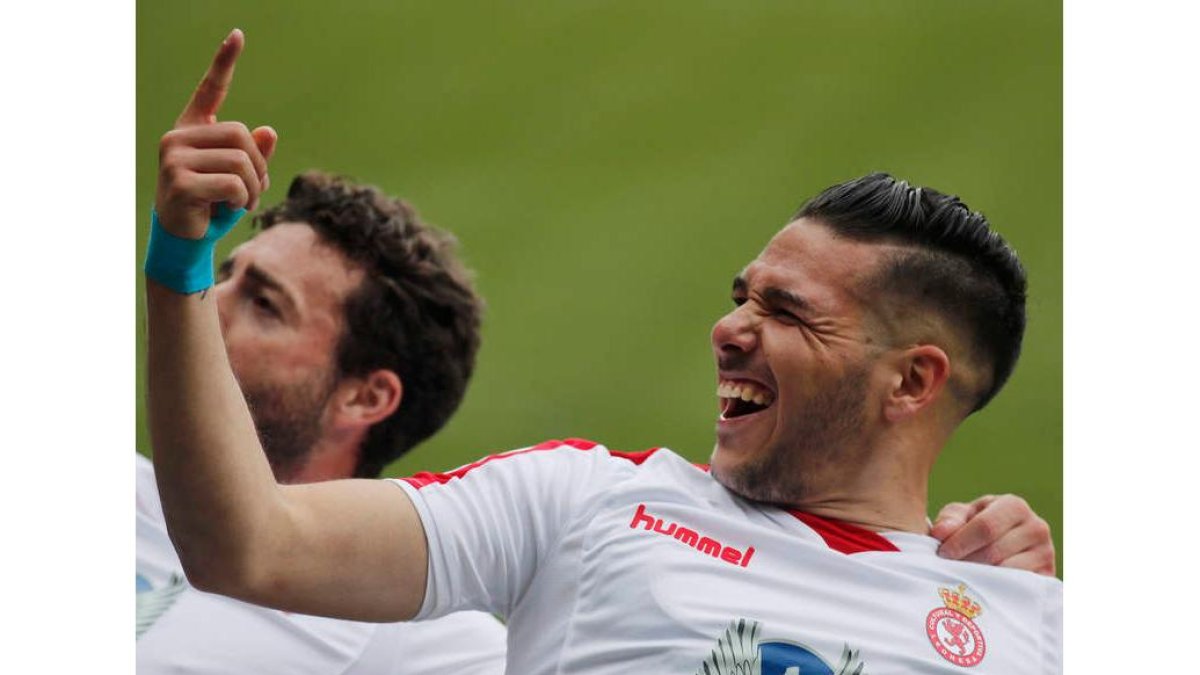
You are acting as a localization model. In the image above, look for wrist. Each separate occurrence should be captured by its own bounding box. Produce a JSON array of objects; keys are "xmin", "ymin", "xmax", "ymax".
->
[{"xmin": 143, "ymin": 205, "xmax": 245, "ymax": 294}]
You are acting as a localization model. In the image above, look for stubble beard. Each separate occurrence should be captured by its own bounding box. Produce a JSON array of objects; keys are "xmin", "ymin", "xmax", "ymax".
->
[
  {"xmin": 713, "ymin": 366, "xmax": 870, "ymax": 507},
  {"xmin": 241, "ymin": 372, "xmax": 338, "ymax": 484}
]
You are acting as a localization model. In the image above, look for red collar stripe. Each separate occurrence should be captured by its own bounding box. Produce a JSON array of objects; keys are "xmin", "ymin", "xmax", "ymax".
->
[{"xmin": 787, "ymin": 509, "xmax": 900, "ymax": 554}]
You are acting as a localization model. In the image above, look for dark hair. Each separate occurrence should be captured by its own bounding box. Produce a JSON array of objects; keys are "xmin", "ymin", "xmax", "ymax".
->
[
  {"xmin": 255, "ymin": 171, "xmax": 483, "ymax": 477},
  {"xmin": 795, "ymin": 172, "xmax": 1026, "ymax": 412}
]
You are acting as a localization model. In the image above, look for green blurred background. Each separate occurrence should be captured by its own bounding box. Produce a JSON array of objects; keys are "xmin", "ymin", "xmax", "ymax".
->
[{"xmin": 137, "ymin": 1, "xmax": 1062, "ymax": 573}]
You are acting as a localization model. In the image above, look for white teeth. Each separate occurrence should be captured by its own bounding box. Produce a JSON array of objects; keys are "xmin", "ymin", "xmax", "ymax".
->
[{"xmin": 715, "ymin": 380, "xmax": 774, "ymax": 406}]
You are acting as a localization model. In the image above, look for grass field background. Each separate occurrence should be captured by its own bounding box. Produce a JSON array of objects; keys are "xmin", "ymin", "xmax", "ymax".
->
[{"xmin": 136, "ymin": 1, "xmax": 1062, "ymax": 573}]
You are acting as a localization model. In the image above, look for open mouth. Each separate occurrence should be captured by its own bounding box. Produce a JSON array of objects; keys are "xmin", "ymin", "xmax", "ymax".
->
[{"xmin": 718, "ymin": 380, "xmax": 775, "ymax": 420}]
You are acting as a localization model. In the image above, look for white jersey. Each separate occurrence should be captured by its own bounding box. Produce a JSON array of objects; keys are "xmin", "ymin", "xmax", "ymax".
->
[
  {"xmin": 394, "ymin": 439, "xmax": 1062, "ymax": 674},
  {"xmin": 136, "ymin": 454, "xmax": 506, "ymax": 674}
]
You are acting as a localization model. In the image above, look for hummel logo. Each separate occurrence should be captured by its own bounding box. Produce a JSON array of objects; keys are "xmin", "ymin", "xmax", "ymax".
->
[{"xmin": 629, "ymin": 503, "xmax": 755, "ymax": 568}]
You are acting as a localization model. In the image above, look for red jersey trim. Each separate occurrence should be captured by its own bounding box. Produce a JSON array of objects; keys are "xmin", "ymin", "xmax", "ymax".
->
[
  {"xmin": 608, "ymin": 448, "xmax": 662, "ymax": 465},
  {"xmin": 787, "ymin": 509, "xmax": 901, "ymax": 555},
  {"xmin": 401, "ymin": 438, "xmax": 662, "ymax": 489}
]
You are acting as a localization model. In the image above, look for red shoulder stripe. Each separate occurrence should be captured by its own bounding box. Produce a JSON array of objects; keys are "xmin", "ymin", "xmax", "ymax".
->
[
  {"xmin": 401, "ymin": 446, "xmax": 548, "ymax": 489},
  {"xmin": 401, "ymin": 438, "xmax": 656, "ymax": 489},
  {"xmin": 787, "ymin": 509, "xmax": 900, "ymax": 554}
]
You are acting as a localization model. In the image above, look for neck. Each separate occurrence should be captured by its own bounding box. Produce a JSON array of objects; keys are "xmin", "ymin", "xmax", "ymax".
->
[
  {"xmin": 788, "ymin": 433, "xmax": 941, "ymax": 533},
  {"xmin": 280, "ymin": 429, "xmax": 365, "ymax": 484},
  {"xmin": 791, "ymin": 465, "xmax": 930, "ymax": 533}
]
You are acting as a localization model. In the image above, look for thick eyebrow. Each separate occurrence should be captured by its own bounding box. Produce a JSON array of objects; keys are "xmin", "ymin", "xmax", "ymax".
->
[
  {"xmin": 243, "ymin": 263, "xmax": 299, "ymax": 315},
  {"xmin": 221, "ymin": 254, "xmax": 299, "ymax": 316}
]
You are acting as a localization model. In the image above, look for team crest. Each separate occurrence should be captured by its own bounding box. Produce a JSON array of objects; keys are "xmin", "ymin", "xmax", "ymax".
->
[
  {"xmin": 696, "ymin": 618, "xmax": 867, "ymax": 675},
  {"xmin": 925, "ymin": 584, "xmax": 986, "ymax": 667}
]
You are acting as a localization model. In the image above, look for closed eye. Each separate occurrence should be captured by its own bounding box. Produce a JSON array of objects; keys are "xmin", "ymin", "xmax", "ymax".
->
[
  {"xmin": 732, "ymin": 294, "xmax": 801, "ymax": 324},
  {"xmin": 252, "ymin": 294, "xmax": 280, "ymax": 317},
  {"xmin": 772, "ymin": 308, "xmax": 804, "ymax": 326}
]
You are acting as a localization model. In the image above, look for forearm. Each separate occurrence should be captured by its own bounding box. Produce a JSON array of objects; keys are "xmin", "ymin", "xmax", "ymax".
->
[{"xmin": 146, "ymin": 279, "xmax": 285, "ymax": 590}]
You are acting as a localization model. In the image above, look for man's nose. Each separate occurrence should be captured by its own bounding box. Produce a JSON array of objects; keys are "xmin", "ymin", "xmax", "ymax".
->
[{"xmin": 711, "ymin": 305, "xmax": 760, "ymax": 355}]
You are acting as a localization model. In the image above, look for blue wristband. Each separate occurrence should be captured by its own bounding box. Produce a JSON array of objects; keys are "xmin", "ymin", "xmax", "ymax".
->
[{"xmin": 144, "ymin": 204, "xmax": 246, "ymax": 294}]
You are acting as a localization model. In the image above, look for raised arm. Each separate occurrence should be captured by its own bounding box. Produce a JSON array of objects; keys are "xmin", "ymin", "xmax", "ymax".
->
[{"xmin": 146, "ymin": 29, "xmax": 427, "ymax": 622}]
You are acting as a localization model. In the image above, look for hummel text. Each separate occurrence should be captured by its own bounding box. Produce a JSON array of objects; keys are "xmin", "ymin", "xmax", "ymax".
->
[{"xmin": 629, "ymin": 503, "xmax": 755, "ymax": 568}]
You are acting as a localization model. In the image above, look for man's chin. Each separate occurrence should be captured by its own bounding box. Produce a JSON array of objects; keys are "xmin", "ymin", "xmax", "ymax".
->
[
  {"xmin": 709, "ymin": 441, "xmax": 797, "ymax": 505},
  {"xmin": 708, "ymin": 445, "xmax": 752, "ymax": 494},
  {"xmin": 709, "ymin": 459, "xmax": 761, "ymax": 503}
]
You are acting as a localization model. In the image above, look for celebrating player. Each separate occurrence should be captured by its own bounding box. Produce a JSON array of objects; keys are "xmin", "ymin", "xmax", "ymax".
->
[
  {"xmin": 144, "ymin": 30, "xmax": 1060, "ymax": 673},
  {"xmin": 137, "ymin": 31, "xmax": 504, "ymax": 673}
]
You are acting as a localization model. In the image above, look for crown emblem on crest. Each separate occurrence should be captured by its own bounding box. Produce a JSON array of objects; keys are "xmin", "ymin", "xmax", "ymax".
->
[{"xmin": 938, "ymin": 584, "xmax": 982, "ymax": 619}]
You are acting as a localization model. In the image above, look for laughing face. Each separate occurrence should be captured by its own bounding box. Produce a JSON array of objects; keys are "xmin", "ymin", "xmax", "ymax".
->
[{"xmin": 709, "ymin": 219, "xmax": 895, "ymax": 505}]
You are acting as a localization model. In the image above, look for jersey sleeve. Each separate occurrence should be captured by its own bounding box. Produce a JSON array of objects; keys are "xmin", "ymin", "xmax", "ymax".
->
[{"xmin": 391, "ymin": 439, "xmax": 618, "ymax": 620}]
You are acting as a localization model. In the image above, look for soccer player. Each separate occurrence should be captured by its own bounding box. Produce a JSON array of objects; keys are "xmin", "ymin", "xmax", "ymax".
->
[
  {"xmin": 136, "ymin": 37, "xmax": 504, "ymax": 669},
  {"xmin": 145, "ymin": 30, "xmax": 1059, "ymax": 673}
]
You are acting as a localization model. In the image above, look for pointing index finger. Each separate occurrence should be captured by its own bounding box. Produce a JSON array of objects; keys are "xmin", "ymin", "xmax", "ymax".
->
[{"xmin": 177, "ymin": 28, "xmax": 244, "ymax": 127}]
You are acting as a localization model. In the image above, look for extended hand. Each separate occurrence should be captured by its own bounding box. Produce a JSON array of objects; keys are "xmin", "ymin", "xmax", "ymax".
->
[
  {"xmin": 154, "ymin": 29, "xmax": 277, "ymax": 240},
  {"xmin": 932, "ymin": 494, "xmax": 1056, "ymax": 576}
]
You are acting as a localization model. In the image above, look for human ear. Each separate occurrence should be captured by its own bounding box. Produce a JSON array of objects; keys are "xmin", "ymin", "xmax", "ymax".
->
[
  {"xmin": 883, "ymin": 345, "xmax": 950, "ymax": 422},
  {"xmin": 334, "ymin": 369, "xmax": 403, "ymax": 428}
]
